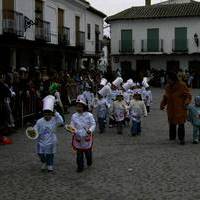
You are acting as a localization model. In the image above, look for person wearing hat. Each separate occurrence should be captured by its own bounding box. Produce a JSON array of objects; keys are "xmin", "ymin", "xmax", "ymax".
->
[
  {"xmin": 70, "ymin": 95, "xmax": 96, "ymax": 172},
  {"xmin": 82, "ymin": 83, "xmax": 95, "ymax": 112},
  {"xmin": 188, "ymin": 96, "xmax": 200, "ymax": 144},
  {"xmin": 33, "ymin": 95, "xmax": 64, "ymax": 172},
  {"xmin": 129, "ymin": 91, "xmax": 147, "ymax": 136},
  {"xmin": 94, "ymin": 86, "xmax": 110, "ymax": 134},
  {"xmin": 108, "ymin": 77, "xmax": 123, "ymax": 128},
  {"xmin": 142, "ymin": 79, "xmax": 153, "ymax": 114},
  {"xmin": 122, "ymin": 79, "xmax": 134, "ymax": 126},
  {"xmin": 110, "ymin": 91, "xmax": 128, "ymax": 134}
]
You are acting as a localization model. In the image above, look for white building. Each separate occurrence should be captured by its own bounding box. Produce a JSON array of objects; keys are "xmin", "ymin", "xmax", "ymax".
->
[
  {"xmin": 106, "ymin": 0, "xmax": 200, "ymax": 80},
  {"xmin": 0, "ymin": 0, "xmax": 106, "ymax": 72}
]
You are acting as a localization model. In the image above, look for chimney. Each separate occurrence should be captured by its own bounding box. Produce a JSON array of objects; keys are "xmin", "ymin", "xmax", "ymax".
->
[{"xmin": 145, "ymin": 0, "xmax": 151, "ymax": 6}]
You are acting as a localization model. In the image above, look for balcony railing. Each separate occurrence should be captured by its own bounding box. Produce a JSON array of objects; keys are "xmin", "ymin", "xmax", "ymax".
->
[
  {"xmin": 58, "ymin": 26, "xmax": 70, "ymax": 46},
  {"xmin": 172, "ymin": 39, "xmax": 188, "ymax": 52},
  {"xmin": 96, "ymin": 40, "xmax": 103, "ymax": 53},
  {"xmin": 141, "ymin": 39, "xmax": 163, "ymax": 52},
  {"xmin": 76, "ymin": 31, "xmax": 85, "ymax": 49},
  {"xmin": 2, "ymin": 10, "xmax": 24, "ymax": 37},
  {"xmin": 35, "ymin": 19, "xmax": 51, "ymax": 42},
  {"xmin": 119, "ymin": 40, "xmax": 134, "ymax": 53}
]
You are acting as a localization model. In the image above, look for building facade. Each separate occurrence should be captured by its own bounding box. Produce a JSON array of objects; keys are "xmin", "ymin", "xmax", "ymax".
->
[
  {"xmin": 106, "ymin": 0, "xmax": 200, "ymax": 80},
  {"xmin": 0, "ymin": 0, "xmax": 106, "ymax": 72}
]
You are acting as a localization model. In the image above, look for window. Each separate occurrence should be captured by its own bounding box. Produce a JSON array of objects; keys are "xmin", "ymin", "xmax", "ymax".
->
[
  {"xmin": 174, "ymin": 27, "xmax": 188, "ymax": 51},
  {"xmin": 87, "ymin": 24, "xmax": 91, "ymax": 40},
  {"xmin": 147, "ymin": 28, "xmax": 159, "ymax": 52},
  {"xmin": 35, "ymin": 0, "xmax": 43, "ymax": 19},
  {"xmin": 121, "ymin": 30, "xmax": 132, "ymax": 52}
]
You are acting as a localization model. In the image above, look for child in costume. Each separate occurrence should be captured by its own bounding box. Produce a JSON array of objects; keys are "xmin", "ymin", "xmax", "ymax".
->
[
  {"xmin": 110, "ymin": 91, "xmax": 127, "ymax": 134},
  {"xmin": 109, "ymin": 77, "xmax": 123, "ymax": 128},
  {"xmin": 33, "ymin": 95, "xmax": 64, "ymax": 172},
  {"xmin": 95, "ymin": 85, "xmax": 111, "ymax": 133},
  {"xmin": 82, "ymin": 83, "xmax": 95, "ymax": 112},
  {"xmin": 129, "ymin": 92, "xmax": 147, "ymax": 136},
  {"xmin": 122, "ymin": 79, "xmax": 134, "ymax": 126},
  {"xmin": 141, "ymin": 78, "xmax": 152, "ymax": 113},
  {"xmin": 143, "ymin": 87, "xmax": 153, "ymax": 114},
  {"xmin": 188, "ymin": 96, "xmax": 200, "ymax": 144},
  {"xmin": 70, "ymin": 95, "xmax": 96, "ymax": 172}
]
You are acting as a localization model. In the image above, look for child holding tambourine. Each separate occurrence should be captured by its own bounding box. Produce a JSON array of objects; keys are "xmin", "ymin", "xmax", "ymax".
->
[
  {"xmin": 33, "ymin": 95, "xmax": 64, "ymax": 172},
  {"xmin": 67, "ymin": 95, "xmax": 96, "ymax": 173}
]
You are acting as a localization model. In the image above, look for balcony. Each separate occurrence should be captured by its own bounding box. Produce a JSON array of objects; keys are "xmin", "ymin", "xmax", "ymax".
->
[
  {"xmin": 119, "ymin": 40, "xmax": 134, "ymax": 53},
  {"xmin": 76, "ymin": 31, "xmax": 85, "ymax": 50},
  {"xmin": 2, "ymin": 10, "xmax": 24, "ymax": 37},
  {"xmin": 35, "ymin": 19, "xmax": 51, "ymax": 42},
  {"xmin": 172, "ymin": 39, "xmax": 188, "ymax": 52},
  {"xmin": 58, "ymin": 26, "xmax": 70, "ymax": 46},
  {"xmin": 141, "ymin": 39, "xmax": 163, "ymax": 52},
  {"xmin": 96, "ymin": 40, "xmax": 103, "ymax": 53}
]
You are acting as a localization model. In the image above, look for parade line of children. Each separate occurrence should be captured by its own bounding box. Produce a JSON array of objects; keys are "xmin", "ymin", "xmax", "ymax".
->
[{"xmin": 26, "ymin": 77, "xmax": 153, "ymax": 173}]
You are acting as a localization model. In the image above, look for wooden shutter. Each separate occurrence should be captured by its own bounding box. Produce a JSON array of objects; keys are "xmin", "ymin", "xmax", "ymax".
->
[
  {"xmin": 3, "ymin": 0, "xmax": 14, "ymax": 19},
  {"xmin": 35, "ymin": 0, "xmax": 43, "ymax": 20},
  {"xmin": 75, "ymin": 16, "xmax": 80, "ymax": 45},
  {"xmin": 121, "ymin": 30, "xmax": 132, "ymax": 52},
  {"xmin": 147, "ymin": 28, "xmax": 159, "ymax": 52},
  {"xmin": 175, "ymin": 27, "xmax": 187, "ymax": 51}
]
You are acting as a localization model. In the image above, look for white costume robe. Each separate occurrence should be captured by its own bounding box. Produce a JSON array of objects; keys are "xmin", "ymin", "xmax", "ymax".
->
[
  {"xmin": 34, "ymin": 112, "xmax": 64, "ymax": 154},
  {"xmin": 70, "ymin": 112, "xmax": 96, "ymax": 151}
]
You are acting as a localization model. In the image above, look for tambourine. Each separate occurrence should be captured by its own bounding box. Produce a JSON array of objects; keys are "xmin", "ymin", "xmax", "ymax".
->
[
  {"xmin": 25, "ymin": 127, "xmax": 39, "ymax": 140},
  {"xmin": 65, "ymin": 124, "xmax": 77, "ymax": 134}
]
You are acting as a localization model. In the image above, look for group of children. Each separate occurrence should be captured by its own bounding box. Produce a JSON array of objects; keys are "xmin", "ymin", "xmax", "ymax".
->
[
  {"xmin": 29, "ymin": 75, "xmax": 200, "ymax": 174},
  {"xmin": 31, "ymin": 76, "xmax": 152, "ymax": 174},
  {"xmin": 32, "ymin": 93, "xmax": 96, "ymax": 173},
  {"xmin": 98, "ymin": 77, "xmax": 152, "ymax": 136},
  {"xmin": 81, "ymin": 77, "xmax": 152, "ymax": 136}
]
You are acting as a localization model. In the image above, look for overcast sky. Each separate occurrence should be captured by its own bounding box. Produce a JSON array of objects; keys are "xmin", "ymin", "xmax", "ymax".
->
[{"xmin": 88, "ymin": 0, "xmax": 200, "ymax": 16}]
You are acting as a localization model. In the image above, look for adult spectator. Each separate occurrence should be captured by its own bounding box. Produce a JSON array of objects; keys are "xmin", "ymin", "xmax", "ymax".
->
[{"xmin": 160, "ymin": 72, "xmax": 192, "ymax": 145}]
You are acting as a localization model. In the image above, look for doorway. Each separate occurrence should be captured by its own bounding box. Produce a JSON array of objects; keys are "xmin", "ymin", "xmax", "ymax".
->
[
  {"xmin": 167, "ymin": 60, "xmax": 180, "ymax": 73},
  {"xmin": 121, "ymin": 61, "xmax": 132, "ymax": 81},
  {"xmin": 136, "ymin": 60, "xmax": 150, "ymax": 81}
]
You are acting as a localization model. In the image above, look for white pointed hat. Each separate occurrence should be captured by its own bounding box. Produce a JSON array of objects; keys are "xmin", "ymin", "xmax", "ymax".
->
[
  {"xmin": 100, "ymin": 78, "xmax": 108, "ymax": 86},
  {"xmin": 76, "ymin": 95, "xmax": 87, "ymax": 106},
  {"xmin": 112, "ymin": 77, "xmax": 123, "ymax": 88},
  {"xmin": 143, "ymin": 77, "xmax": 148, "ymax": 83},
  {"xmin": 43, "ymin": 95, "xmax": 55, "ymax": 112},
  {"xmin": 127, "ymin": 79, "xmax": 134, "ymax": 85},
  {"xmin": 98, "ymin": 85, "xmax": 112, "ymax": 97},
  {"xmin": 122, "ymin": 81, "xmax": 133, "ymax": 91},
  {"xmin": 142, "ymin": 77, "xmax": 149, "ymax": 88}
]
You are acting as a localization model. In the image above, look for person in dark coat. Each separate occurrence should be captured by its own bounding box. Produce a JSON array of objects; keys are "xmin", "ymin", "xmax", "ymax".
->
[{"xmin": 160, "ymin": 72, "xmax": 192, "ymax": 145}]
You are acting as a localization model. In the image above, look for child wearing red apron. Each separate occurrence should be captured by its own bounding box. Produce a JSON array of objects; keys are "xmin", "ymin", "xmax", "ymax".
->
[{"xmin": 70, "ymin": 95, "xmax": 96, "ymax": 173}]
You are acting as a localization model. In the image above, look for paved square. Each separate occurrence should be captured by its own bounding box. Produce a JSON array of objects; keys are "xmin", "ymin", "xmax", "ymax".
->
[{"xmin": 0, "ymin": 88, "xmax": 200, "ymax": 200}]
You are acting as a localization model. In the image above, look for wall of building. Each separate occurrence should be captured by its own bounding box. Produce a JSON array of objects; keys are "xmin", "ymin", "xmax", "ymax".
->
[
  {"xmin": 110, "ymin": 17, "xmax": 200, "ymax": 55},
  {"xmin": 85, "ymin": 10, "xmax": 104, "ymax": 55},
  {"xmin": 16, "ymin": 0, "xmax": 35, "ymax": 40}
]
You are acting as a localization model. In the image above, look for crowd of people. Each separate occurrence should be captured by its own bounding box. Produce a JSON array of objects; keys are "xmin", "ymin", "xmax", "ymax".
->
[{"xmin": 0, "ymin": 67, "xmax": 102, "ymax": 144}]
